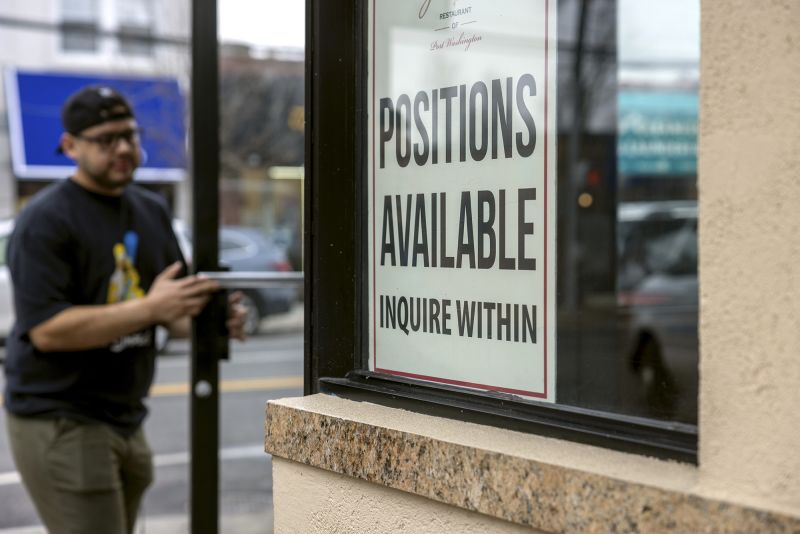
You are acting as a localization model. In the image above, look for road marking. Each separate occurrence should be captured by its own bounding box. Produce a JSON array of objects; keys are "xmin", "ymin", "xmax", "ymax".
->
[
  {"xmin": 0, "ymin": 471, "xmax": 21, "ymax": 486},
  {"xmin": 0, "ymin": 376, "xmax": 297, "ymax": 484},
  {"xmin": 0, "ymin": 376, "xmax": 302, "ymax": 408},
  {"xmin": 154, "ymin": 445, "xmax": 267, "ymax": 467},
  {"xmin": 0, "ymin": 445, "xmax": 269, "ymax": 487},
  {"xmin": 157, "ymin": 351, "xmax": 301, "ymax": 368},
  {"xmin": 149, "ymin": 376, "xmax": 302, "ymax": 397}
]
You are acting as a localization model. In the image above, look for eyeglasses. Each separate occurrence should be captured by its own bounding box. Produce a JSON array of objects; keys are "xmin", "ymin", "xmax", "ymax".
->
[{"xmin": 76, "ymin": 128, "xmax": 143, "ymax": 151}]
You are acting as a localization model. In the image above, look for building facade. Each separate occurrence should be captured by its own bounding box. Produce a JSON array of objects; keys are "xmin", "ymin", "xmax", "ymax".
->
[
  {"xmin": 0, "ymin": 0, "xmax": 191, "ymax": 217},
  {"xmin": 266, "ymin": 1, "xmax": 800, "ymax": 531}
]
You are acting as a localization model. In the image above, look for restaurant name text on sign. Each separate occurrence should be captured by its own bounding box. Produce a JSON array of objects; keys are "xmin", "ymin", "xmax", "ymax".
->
[{"xmin": 368, "ymin": 0, "xmax": 557, "ymax": 401}]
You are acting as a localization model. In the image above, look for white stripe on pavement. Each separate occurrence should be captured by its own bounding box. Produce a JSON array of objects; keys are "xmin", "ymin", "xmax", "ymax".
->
[
  {"xmin": 0, "ymin": 471, "xmax": 21, "ymax": 486},
  {"xmin": 0, "ymin": 444, "xmax": 268, "ymax": 487}
]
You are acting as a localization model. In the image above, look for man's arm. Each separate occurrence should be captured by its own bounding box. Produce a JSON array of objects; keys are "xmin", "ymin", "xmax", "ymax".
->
[
  {"xmin": 29, "ymin": 299, "xmax": 157, "ymax": 352},
  {"xmin": 30, "ymin": 262, "xmax": 219, "ymax": 352}
]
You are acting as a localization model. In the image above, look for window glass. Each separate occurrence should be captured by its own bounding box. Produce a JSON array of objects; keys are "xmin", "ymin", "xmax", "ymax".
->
[
  {"xmin": 118, "ymin": 0, "xmax": 154, "ymax": 56},
  {"xmin": 117, "ymin": 0, "xmax": 151, "ymax": 25},
  {"xmin": 63, "ymin": 0, "xmax": 95, "ymax": 19},
  {"xmin": 218, "ymin": 44, "xmax": 305, "ymax": 275},
  {"xmin": 557, "ymin": 0, "xmax": 699, "ymax": 423},
  {"xmin": 366, "ymin": 0, "xmax": 699, "ymax": 425},
  {"xmin": 61, "ymin": 0, "xmax": 98, "ymax": 52}
]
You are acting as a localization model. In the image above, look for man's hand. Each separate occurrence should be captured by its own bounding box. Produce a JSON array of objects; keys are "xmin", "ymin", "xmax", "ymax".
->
[
  {"xmin": 226, "ymin": 291, "xmax": 248, "ymax": 341},
  {"xmin": 145, "ymin": 262, "xmax": 220, "ymax": 324}
]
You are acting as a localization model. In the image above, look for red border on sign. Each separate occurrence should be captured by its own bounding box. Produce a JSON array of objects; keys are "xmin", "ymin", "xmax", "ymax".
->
[{"xmin": 371, "ymin": 0, "xmax": 550, "ymax": 399}]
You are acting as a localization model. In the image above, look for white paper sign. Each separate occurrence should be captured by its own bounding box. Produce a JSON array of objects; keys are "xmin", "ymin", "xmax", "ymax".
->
[{"xmin": 368, "ymin": 0, "xmax": 557, "ymax": 401}]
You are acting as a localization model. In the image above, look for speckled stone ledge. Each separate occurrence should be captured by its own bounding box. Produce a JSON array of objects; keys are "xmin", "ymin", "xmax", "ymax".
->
[{"xmin": 265, "ymin": 395, "xmax": 800, "ymax": 533}]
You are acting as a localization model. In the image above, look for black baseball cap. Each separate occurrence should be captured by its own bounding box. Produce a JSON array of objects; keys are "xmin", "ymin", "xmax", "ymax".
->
[{"xmin": 57, "ymin": 85, "xmax": 135, "ymax": 152}]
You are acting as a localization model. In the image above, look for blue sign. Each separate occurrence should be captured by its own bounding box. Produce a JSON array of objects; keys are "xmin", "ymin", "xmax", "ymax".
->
[
  {"xmin": 4, "ymin": 68, "xmax": 186, "ymax": 181},
  {"xmin": 617, "ymin": 90, "xmax": 698, "ymax": 177}
]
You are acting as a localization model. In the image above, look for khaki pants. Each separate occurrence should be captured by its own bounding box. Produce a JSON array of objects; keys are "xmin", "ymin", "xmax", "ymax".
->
[{"xmin": 5, "ymin": 412, "xmax": 153, "ymax": 534}]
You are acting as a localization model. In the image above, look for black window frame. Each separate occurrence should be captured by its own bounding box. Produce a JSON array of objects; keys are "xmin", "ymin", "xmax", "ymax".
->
[{"xmin": 304, "ymin": 0, "xmax": 697, "ymax": 463}]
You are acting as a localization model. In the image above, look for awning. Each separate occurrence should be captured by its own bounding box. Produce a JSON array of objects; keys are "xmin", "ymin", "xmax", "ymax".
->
[{"xmin": 4, "ymin": 68, "xmax": 187, "ymax": 182}]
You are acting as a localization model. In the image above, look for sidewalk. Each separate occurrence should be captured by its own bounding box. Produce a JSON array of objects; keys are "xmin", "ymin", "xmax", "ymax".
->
[
  {"xmin": 0, "ymin": 511, "xmax": 274, "ymax": 534},
  {"xmin": 139, "ymin": 511, "xmax": 274, "ymax": 534},
  {"xmin": 0, "ymin": 305, "xmax": 299, "ymax": 534},
  {"xmin": 259, "ymin": 301, "xmax": 304, "ymax": 335}
]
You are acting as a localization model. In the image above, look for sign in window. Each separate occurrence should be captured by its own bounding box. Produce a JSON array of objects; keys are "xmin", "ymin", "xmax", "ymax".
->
[{"xmin": 367, "ymin": 0, "xmax": 558, "ymax": 401}]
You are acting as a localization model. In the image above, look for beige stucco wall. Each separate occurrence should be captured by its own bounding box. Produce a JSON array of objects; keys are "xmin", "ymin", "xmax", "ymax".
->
[
  {"xmin": 698, "ymin": 0, "xmax": 800, "ymax": 510},
  {"xmin": 270, "ymin": 0, "xmax": 800, "ymax": 531},
  {"xmin": 273, "ymin": 458, "xmax": 540, "ymax": 534}
]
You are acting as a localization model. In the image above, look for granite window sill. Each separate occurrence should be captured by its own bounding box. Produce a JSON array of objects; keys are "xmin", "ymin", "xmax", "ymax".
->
[{"xmin": 265, "ymin": 394, "xmax": 800, "ymax": 533}]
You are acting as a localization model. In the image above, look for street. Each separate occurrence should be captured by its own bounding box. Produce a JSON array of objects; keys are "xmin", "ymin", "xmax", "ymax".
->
[{"xmin": 0, "ymin": 310, "xmax": 303, "ymax": 533}]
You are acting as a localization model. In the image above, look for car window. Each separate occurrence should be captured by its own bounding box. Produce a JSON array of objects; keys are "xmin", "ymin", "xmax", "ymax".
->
[
  {"xmin": 220, "ymin": 238, "xmax": 244, "ymax": 251},
  {"xmin": 643, "ymin": 221, "xmax": 697, "ymax": 275},
  {"xmin": 618, "ymin": 204, "xmax": 698, "ymax": 289},
  {"xmin": 219, "ymin": 231, "xmax": 260, "ymax": 263},
  {"xmin": 220, "ymin": 234, "xmax": 253, "ymax": 252}
]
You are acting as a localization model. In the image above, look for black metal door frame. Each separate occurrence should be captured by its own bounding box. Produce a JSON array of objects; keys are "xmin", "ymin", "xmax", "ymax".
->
[
  {"xmin": 190, "ymin": 0, "xmax": 222, "ymax": 533},
  {"xmin": 189, "ymin": 3, "xmax": 306, "ymax": 532}
]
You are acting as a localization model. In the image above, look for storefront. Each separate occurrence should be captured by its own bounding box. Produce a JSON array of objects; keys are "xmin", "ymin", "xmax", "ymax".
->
[
  {"xmin": 4, "ymin": 69, "xmax": 186, "ymax": 211},
  {"xmin": 265, "ymin": 0, "xmax": 800, "ymax": 531}
]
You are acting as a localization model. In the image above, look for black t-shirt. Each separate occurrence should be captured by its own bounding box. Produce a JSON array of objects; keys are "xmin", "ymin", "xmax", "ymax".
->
[{"xmin": 3, "ymin": 179, "xmax": 184, "ymax": 435}]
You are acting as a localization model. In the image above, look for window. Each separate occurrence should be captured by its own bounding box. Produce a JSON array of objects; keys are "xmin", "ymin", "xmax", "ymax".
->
[
  {"xmin": 117, "ymin": 0, "xmax": 154, "ymax": 56},
  {"xmin": 61, "ymin": 0, "xmax": 98, "ymax": 52},
  {"xmin": 307, "ymin": 0, "xmax": 700, "ymax": 462}
]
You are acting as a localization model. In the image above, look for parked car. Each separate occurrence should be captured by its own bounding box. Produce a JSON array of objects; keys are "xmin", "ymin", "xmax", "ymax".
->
[
  {"xmin": 0, "ymin": 219, "xmax": 15, "ymax": 342},
  {"xmin": 617, "ymin": 201, "xmax": 698, "ymax": 423},
  {"xmin": 173, "ymin": 221, "xmax": 296, "ymax": 335}
]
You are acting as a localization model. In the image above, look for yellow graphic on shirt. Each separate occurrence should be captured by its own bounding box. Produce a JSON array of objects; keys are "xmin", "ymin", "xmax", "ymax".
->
[{"xmin": 107, "ymin": 241, "xmax": 144, "ymax": 303}]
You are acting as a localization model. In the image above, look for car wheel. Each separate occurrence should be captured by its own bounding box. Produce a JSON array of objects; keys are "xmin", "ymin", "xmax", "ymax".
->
[
  {"xmin": 239, "ymin": 293, "xmax": 262, "ymax": 336},
  {"xmin": 634, "ymin": 337, "xmax": 678, "ymax": 418},
  {"xmin": 155, "ymin": 325, "xmax": 169, "ymax": 353}
]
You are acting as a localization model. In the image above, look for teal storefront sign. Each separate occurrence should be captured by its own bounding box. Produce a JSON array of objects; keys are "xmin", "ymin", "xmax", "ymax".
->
[{"xmin": 618, "ymin": 90, "xmax": 697, "ymax": 176}]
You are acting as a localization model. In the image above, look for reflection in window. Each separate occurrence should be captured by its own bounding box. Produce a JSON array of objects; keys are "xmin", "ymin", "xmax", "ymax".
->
[
  {"xmin": 61, "ymin": 0, "xmax": 98, "ymax": 52},
  {"xmin": 556, "ymin": 0, "xmax": 699, "ymax": 424}
]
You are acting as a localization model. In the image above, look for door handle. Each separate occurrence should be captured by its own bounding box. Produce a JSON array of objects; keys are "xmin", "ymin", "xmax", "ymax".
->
[{"xmin": 197, "ymin": 271, "xmax": 304, "ymax": 289}]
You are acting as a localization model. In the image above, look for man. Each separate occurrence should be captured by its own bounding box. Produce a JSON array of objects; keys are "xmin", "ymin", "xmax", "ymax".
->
[{"xmin": 2, "ymin": 85, "xmax": 246, "ymax": 533}]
